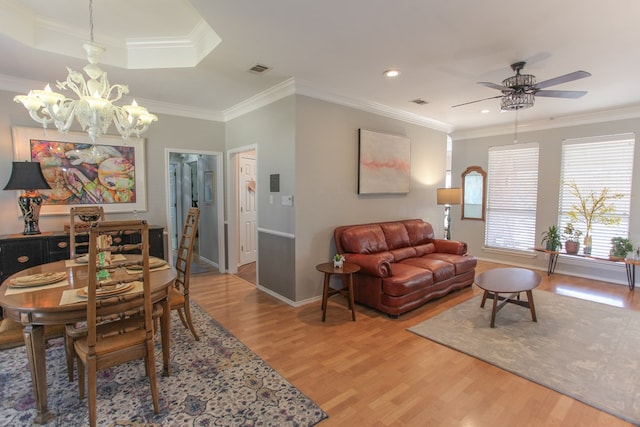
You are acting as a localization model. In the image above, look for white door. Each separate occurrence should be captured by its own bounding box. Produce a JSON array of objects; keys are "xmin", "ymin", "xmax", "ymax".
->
[{"xmin": 239, "ymin": 153, "xmax": 257, "ymax": 266}]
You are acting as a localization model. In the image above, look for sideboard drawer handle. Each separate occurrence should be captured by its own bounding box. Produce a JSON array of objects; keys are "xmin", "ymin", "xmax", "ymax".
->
[
  {"xmin": 57, "ymin": 241, "xmax": 68, "ymax": 249},
  {"xmin": 113, "ymin": 237, "xmax": 122, "ymax": 244},
  {"xmin": 17, "ymin": 255, "xmax": 29, "ymax": 263}
]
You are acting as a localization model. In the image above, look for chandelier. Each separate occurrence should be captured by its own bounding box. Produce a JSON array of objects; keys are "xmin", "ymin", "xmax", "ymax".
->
[{"xmin": 13, "ymin": 0, "xmax": 157, "ymax": 141}]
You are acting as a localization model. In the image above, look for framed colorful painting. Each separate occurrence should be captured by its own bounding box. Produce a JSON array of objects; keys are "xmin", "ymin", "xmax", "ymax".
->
[
  {"xmin": 358, "ymin": 129, "xmax": 411, "ymax": 194},
  {"xmin": 11, "ymin": 126, "xmax": 147, "ymax": 215}
]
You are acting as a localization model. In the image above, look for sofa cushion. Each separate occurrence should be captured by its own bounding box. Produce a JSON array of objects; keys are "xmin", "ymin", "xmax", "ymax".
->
[
  {"xmin": 403, "ymin": 219, "xmax": 434, "ymax": 245},
  {"xmin": 389, "ymin": 246, "xmax": 417, "ymax": 262},
  {"xmin": 400, "ymin": 257, "xmax": 455, "ymax": 283},
  {"xmin": 382, "ymin": 264, "xmax": 433, "ymax": 297},
  {"xmin": 414, "ymin": 243, "xmax": 436, "ymax": 257},
  {"xmin": 340, "ymin": 225, "xmax": 389, "ymax": 254},
  {"xmin": 380, "ymin": 222, "xmax": 411, "ymax": 249},
  {"xmin": 424, "ymin": 253, "xmax": 477, "ymax": 275}
]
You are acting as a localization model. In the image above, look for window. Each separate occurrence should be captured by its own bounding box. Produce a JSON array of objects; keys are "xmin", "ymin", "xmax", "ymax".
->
[
  {"xmin": 485, "ymin": 143, "xmax": 539, "ymax": 251},
  {"xmin": 559, "ymin": 134, "xmax": 635, "ymax": 258}
]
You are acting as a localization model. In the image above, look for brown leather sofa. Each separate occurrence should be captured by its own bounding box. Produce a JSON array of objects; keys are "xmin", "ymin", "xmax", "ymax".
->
[{"xmin": 334, "ymin": 219, "xmax": 476, "ymax": 317}]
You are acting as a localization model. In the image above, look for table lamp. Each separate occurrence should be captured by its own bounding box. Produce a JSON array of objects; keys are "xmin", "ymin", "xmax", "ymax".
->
[
  {"xmin": 3, "ymin": 161, "xmax": 51, "ymax": 235},
  {"xmin": 436, "ymin": 187, "xmax": 461, "ymax": 240}
]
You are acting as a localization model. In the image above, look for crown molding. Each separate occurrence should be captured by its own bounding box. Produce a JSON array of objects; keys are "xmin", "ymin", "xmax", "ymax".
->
[
  {"xmin": 223, "ymin": 78, "xmax": 297, "ymax": 121},
  {"xmin": 450, "ymin": 105, "xmax": 640, "ymax": 140},
  {"xmin": 294, "ymin": 79, "xmax": 453, "ymax": 133}
]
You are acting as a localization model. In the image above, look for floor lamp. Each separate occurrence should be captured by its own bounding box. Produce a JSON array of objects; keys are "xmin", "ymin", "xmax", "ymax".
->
[
  {"xmin": 3, "ymin": 161, "xmax": 51, "ymax": 235},
  {"xmin": 436, "ymin": 187, "xmax": 461, "ymax": 240}
]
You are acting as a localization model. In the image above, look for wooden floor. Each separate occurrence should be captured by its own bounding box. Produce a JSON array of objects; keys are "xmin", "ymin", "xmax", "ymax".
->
[{"xmin": 188, "ymin": 260, "xmax": 639, "ymax": 427}]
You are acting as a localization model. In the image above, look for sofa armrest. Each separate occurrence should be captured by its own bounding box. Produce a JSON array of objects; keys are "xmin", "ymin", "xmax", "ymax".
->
[
  {"xmin": 344, "ymin": 252, "xmax": 393, "ymax": 277},
  {"xmin": 433, "ymin": 239, "xmax": 468, "ymax": 255}
]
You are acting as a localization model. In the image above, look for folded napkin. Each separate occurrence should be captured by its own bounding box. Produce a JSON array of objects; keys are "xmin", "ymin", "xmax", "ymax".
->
[
  {"xmin": 9, "ymin": 272, "xmax": 67, "ymax": 288},
  {"xmin": 59, "ymin": 281, "xmax": 143, "ymax": 306}
]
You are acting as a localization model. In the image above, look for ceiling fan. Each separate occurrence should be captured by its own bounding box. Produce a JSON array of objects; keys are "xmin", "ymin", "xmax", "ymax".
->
[{"xmin": 452, "ymin": 61, "xmax": 591, "ymax": 110}]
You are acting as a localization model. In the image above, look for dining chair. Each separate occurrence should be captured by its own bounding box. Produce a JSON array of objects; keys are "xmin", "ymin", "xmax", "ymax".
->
[
  {"xmin": 66, "ymin": 220, "xmax": 160, "ymax": 427},
  {"xmin": 69, "ymin": 206, "xmax": 106, "ymax": 259},
  {"xmin": 170, "ymin": 207, "xmax": 201, "ymax": 340}
]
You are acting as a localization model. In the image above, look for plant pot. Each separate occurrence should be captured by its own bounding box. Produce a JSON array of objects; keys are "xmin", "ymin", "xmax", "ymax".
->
[
  {"xmin": 333, "ymin": 260, "xmax": 344, "ymax": 268},
  {"xmin": 565, "ymin": 241, "xmax": 580, "ymax": 255}
]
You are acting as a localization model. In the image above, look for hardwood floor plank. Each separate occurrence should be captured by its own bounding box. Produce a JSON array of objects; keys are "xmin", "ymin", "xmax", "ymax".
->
[{"xmin": 188, "ymin": 261, "xmax": 635, "ymax": 426}]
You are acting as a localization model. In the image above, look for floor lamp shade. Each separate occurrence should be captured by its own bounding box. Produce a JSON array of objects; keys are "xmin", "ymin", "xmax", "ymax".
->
[
  {"xmin": 436, "ymin": 187, "xmax": 461, "ymax": 240},
  {"xmin": 3, "ymin": 161, "xmax": 51, "ymax": 235}
]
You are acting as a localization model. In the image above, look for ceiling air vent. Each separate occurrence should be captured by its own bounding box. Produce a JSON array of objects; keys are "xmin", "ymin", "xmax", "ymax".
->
[
  {"xmin": 248, "ymin": 64, "xmax": 270, "ymax": 74},
  {"xmin": 411, "ymin": 98, "xmax": 428, "ymax": 105}
]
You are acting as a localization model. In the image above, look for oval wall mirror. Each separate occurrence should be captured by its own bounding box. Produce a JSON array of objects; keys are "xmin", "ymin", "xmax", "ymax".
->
[{"xmin": 461, "ymin": 166, "xmax": 486, "ymax": 221}]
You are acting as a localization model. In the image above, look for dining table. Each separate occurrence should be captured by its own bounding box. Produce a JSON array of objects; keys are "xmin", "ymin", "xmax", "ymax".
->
[{"xmin": 0, "ymin": 255, "xmax": 177, "ymax": 425}]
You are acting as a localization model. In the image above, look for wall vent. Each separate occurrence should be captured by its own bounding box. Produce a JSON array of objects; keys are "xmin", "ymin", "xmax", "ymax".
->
[
  {"xmin": 248, "ymin": 64, "xmax": 270, "ymax": 73},
  {"xmin": 411, "ymin": 98, "xmax": 428, "ymax": 105}
]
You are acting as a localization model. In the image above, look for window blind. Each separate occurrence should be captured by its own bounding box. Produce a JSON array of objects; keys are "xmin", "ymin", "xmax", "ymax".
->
[
  {"xmin": 559, "ymin": 133, "xmax": 635, "ymax": 258},
  {"xmin": 485, "ymin": 143, "xmax": 539, "ymax": 251}
]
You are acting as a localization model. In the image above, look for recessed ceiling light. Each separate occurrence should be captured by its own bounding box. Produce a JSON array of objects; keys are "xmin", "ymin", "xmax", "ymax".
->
[
  {"xmin": 383, "ymin": 69, "xmax": 400, "ymax": 78},
  {"xmin": 481, "ymin": 109, "xmax": 490, "ymax": 114}
]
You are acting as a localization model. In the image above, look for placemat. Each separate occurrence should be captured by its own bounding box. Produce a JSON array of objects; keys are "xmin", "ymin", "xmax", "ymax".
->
[
  {"xmin": 126, "ymin": 264, "xmax": 171, "ymax": 275},
  {"xmin": 4, "ymin": 279, "xmax": 69, "ymax": 296}
]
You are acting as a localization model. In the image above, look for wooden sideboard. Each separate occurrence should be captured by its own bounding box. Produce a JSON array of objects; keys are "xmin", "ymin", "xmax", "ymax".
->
[{"xmin": 0, "ymin": 226, "xmax": 165, "ymax": 285}]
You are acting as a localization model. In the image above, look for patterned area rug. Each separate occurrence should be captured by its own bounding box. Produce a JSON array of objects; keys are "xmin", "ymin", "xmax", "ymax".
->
[
  {"xmin": 408, "ymin": 290, "xmax": 640, "ymax": 424},
  {"xmin": 0, "ymin": 302, "xmax": 327, "ymax": 426}
]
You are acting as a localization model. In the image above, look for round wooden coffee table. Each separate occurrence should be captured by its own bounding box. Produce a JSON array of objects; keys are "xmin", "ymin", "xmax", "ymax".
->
[{"xmin": 474, "ymin": 267, "xmax": 542, "ymax": 328}]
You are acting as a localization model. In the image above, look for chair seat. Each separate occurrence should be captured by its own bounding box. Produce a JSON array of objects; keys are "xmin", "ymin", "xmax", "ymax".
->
[{"xmin": 169, "ymin": 287, "xmax": 185, "ymax": 308}]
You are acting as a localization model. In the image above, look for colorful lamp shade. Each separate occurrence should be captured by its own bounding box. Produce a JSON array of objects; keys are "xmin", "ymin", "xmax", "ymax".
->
[{"xmin": 3, "ymin": 161, "xmax": 51, "ymax": 235}]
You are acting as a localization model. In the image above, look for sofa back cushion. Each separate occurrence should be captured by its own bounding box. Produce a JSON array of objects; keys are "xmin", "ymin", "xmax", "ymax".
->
[
  {"xmin": 380, "ymin": 222, "xmax": 411, "ymax": 249},
  {"xmin": 404, "ymin": 220, "xmax": 435, "ymax": 245},
  {"xmin": 340, "ymin": 225, "xmax": 389, "ymax": 254}
]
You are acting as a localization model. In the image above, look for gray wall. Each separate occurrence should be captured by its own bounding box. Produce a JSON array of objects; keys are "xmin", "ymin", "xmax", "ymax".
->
[
  {"xmin": 294, "ymin": 95, "xmax": 449, "ymax": 301},
  {"xmin": 0, "ymin": 88, "xmax": 225, "ymax": 236},
  {"xmin": 452, "ymin": 117, "xmax": 640, "ymax": 284}
]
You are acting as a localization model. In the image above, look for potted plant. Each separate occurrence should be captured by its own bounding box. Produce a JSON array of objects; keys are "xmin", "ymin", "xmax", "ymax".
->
[
  {"xmin": 565, "ymin": 181, "xmax": 624, "ymax": 255},
  {"xmin": 610, "ymin": 237, "xmax": 633, "ymax": 260},
  {"xmin": 333, "ymin": 253, "xmax": 345, "ymax": 268},
  {"xmin": 540, "ymin": 225, "xmax": 562, "ymax": 251},
  {"xmin": 563, "ymin": 223, "xmax": 582, "ymax": 255}
]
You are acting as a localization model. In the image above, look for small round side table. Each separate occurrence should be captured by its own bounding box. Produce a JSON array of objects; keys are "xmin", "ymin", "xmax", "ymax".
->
[{"xmin": 315, "ymin": 262, "xmax": 360, "ymax": 321}]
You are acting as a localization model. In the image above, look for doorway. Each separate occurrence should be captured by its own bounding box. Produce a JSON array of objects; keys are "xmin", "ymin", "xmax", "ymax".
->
[
  {"xmin": 164, "ymin": 149, "xmax": 225, "ymax": 273},
  {"xmin": 226, "ymin": 145, "xmax": 258, "ymax": 282}
]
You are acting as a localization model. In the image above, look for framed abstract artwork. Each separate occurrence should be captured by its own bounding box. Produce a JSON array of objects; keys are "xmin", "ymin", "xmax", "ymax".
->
[
  {"xmin": 358, "ymin": 129, "xmax": 411, "ymax": 194},
  {"xmin": 11, "ymin": 126, "xmax": 147, "ymax": 215}
]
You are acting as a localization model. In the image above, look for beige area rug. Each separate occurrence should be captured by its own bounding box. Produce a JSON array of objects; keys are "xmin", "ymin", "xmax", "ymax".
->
[{"xmin": 408, "ymin": 290, "xmax": 640, "ymax": 425}]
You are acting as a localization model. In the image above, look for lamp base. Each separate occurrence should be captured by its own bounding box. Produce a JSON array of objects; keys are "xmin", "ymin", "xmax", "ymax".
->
[
  {"xmin": 443, "ymin": 205, "xmax": 451, "ymax": 240},
  {"xmin": 17, "ymin": 193, "xmax": 43, "ymax": 235}
]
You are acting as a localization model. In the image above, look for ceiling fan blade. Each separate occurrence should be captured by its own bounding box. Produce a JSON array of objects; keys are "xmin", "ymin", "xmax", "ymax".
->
[
  {"xmin": 451, "ymin": 95, "xmax": 503, "ymax": 108},
  {"xmin": 535, "ymin": 71, "xmax": 591, "ymax": 89},
  {"xmin": 535, "ymin": 90, "xmax": 588, "ymax": 99},
  {"xmin": 477, "ymin": 81, "xmax": 512, "ymax": 91}
]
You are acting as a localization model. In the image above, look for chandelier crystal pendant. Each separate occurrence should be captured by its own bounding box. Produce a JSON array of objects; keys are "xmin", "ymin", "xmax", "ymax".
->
[{"xmin": 13, "ymin": 0, "xmax": 157, "ymax": 141}]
